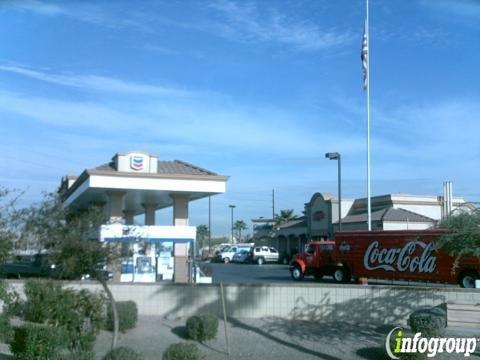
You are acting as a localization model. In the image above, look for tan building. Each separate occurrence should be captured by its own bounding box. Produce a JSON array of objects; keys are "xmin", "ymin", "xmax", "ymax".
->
[{"xmin": 253, "ymin": 191, "xmax": 475, "ymax": 259}]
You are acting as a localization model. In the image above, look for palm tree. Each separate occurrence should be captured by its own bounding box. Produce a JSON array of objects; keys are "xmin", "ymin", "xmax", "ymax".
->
[
  {"xmin": 233, "ymin": 220, "xmax": 248, "ymax": 241},
  {"xmin": 196, "ymin": 224, "xmax": 209, "ymax": 250},
  {"xmin": 274, "ymin": 209, "xmax": 297, "ymax": 226}
]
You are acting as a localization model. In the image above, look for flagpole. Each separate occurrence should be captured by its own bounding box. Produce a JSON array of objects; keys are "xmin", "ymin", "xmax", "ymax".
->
[{"xmin": 366, "ymin": 0, "xmax": 372, "ymax": 231}]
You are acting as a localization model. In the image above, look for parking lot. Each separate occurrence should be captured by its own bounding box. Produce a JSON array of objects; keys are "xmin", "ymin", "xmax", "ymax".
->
[
  {"xmin": 208, "ymin": 263, "xmax": 291, "ymax": 284},
  {"xmin": 203, "ymin": 262, "xmax": 459, "ymax": 288}
]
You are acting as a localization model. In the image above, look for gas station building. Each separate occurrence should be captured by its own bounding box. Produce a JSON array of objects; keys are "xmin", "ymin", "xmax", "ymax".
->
[{"xmin": 60, "ymin": 151, "xmax": 228, "ymax": 282}]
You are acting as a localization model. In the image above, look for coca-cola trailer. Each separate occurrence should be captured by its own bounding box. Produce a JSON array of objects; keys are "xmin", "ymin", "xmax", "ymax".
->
[{"xmin": 289, "ymin": 230, "xmax": 480, "ymax": 288}]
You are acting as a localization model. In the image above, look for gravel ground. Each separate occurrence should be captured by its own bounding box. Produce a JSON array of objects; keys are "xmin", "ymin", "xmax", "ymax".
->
[
  {"xmin": 1, "ymin": 316, "xmax": 479, "ymax": 359},
  {"xmin": 94, "ymin": 316, "xmax": 389, "ymax": 360},
  {"xmin": 93, "ymin": 316, "xmax": 480, "ymax": 360}
]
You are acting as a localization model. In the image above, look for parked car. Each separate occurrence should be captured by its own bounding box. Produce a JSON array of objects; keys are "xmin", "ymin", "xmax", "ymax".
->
[
  {"xmin": 214, "ymin": 243, "xmax": 254, "ymax": 263},
  {"xmin": 232, "ymin": 249, "xmax": 252, "ymax": 264},
  {"xmin": 250, "ymin": 246, "xmax": 279, "ymax": 265},
  {"xmin": 0, "ymin": 253, "xmax": 56, "ymax": 279}
]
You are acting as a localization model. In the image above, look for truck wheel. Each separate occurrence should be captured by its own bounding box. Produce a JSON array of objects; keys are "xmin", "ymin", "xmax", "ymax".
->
[
  {"xmin": 257, "ymin": 257, "xmax": 264, "ymax": 265},
  {"xmin": 333, "ymin": 267, "xmax": 350, "ymax": 283},
  {"xmin": 224, "ymin": 257, "xmax": 230, "ymax": 264},
  {"xmin": 459, "ymin": 271, "xmax": 478, "ymax": 288},
  {"xmin": 290, "ymin": 266, "xmax": 304, "ymax": 281}
]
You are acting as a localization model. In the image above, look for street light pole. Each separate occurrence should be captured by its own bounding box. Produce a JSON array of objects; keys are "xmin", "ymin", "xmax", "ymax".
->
[
  {"xmin": 325, "ymin": 152, "xmax": 342, "ymax": 231},
  {"xmin": 208, "ymin": 196, "xmax": 211, "ymax": 251},
  {"xmin": 228, "ymin": 205, "xmax": 236, "ymax": 243}
]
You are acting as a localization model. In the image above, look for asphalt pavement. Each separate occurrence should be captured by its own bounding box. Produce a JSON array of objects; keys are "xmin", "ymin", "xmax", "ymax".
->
[
  {"xmin": 203, "ymin": 262, "xmax": 458, "ymax": 288},
  {"xmin": 208, "ymin": 263, "xmax": 293, "ymax": 284}
]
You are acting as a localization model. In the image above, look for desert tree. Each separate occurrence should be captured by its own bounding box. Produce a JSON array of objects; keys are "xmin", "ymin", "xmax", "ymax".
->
[
  {"xmin": 233, "ymin": 220, "xmax": 247, "ymax": 241},
  {"xmin": 23, "ymin": 192, "xmax": 122, "ymax": 350},
  {"xmin": 196, "ymin": 224, "xmax": 209, "ymax": 250},
  {"xmin": 0, "ymin": 187, "xmax": 27, "ymax": 342},
  {"xmin": 439, "ymin": 208, "xmax": 480, "ymax": 260}
]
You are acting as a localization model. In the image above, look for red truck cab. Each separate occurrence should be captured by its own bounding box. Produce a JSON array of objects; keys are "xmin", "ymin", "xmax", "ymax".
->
[{"xmin": 290, "ymin": 241, "xmax": 350, "ymax": 282}]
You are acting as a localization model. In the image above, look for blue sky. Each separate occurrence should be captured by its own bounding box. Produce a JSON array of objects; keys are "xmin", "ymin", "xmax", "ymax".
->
[{"xmin": 1, "ymin": 0, "xmax": 479, "ymax": 236}]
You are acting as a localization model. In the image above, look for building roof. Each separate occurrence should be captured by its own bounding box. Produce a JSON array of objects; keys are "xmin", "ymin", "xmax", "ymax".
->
[
  {"xmin": 348, "ymin": 193, "xmax": 470, "ymax": 215},
  {"xmin": 251, "ymin": 218, "xmax": 275, "ymax": 224},
  {"xmin": 63, "ymin": 159, "xmax": 227, "ymax": 201},
  {"xmin": 60, "ymin": 152, "xmax": 228, "ymax": 212},
  {"xmin": 277, "ymin": 216, "xmax": 307, "ymax": 229},
  {"xmin": 94, "ymin": 160, "xmax": 218, "ymax": 176},
  {"xmin": 338, "ymin": 207, "xmax": 435, "ymax": 224}
]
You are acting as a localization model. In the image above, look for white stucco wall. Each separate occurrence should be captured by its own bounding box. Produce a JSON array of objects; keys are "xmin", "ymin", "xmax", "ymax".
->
[
  {"xmin": 382, "ymin": 221, "xmax": 433, "ymax": 231},
  {"xmin": 89, "ymin": 175, "xmax": 226, "ymax": 194},
  {"xmin": 5, "ymin": 281, "xmax": 479, "ymax": 326},
  {"xmin": 392, "ymin": 203, "xmax": 441, "ymax": 220}
]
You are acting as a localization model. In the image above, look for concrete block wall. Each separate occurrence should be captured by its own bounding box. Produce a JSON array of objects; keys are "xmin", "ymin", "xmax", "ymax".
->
[{"xmin": 4, "ymin": 281, "xmax": 480, "ymax": 325}]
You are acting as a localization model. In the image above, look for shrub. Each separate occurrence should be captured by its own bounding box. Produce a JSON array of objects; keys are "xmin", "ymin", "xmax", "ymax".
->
[
  {"xmin": 10, "ymin": 325, "xmax": 62, "ymax": 360},
  {"xmin": 162, "ymin": 343, "xmax": 201, "ymax": 360},
  {"xmin": 106, "ymin": 301, "xmax": 138, "ymax": 333},
  {"xmin": 199, "ymin": 314, "xmax": 218, "ymax": 340},
  {"xmin": 0, "ymin": 281, "xmax": 22, "ymax": 343},
  {"xmin": 50, "ymin": 288, "xmax": 106, "ymax": 353},
  {"xmin": 186, "ymin": 316, "xmax": 202, "ymax": 341},
  {"xmin": 23, "ymin": 279, "xmax": 62, "ymax": 323},
  {"xmin": 186, "ymin": 314, "xmax": 218, "ymax": 342},
  {"xmin": 20, "ymin": 280, "xmax": 106, "ymax": 355},
  {"xmin": 102, "ymin": 347, "xmax": 144, "ymax": 360},
  {"xmin": 63, "ymin": 351, "xmax": 96, "ymax": 360},
  {"xmin": 0, "ymin": 313, "xmax": 12, "ymax": 343},
  {"xmin": 409, "ymin": 306, "xmax": 446, "ymax": 337}
]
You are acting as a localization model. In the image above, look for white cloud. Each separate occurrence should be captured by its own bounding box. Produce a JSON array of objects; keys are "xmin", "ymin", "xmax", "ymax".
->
[
  {"xmin": 4, "ymin": 0, "xmax": 64, "ymax": 16},
  {"xmin": 5, "ymin": 0, "xmax": 352, "ymax": 51},
  {"xmin": 0, "ymin": 65, "xmax": 192, "ymax": 97},
  {"xmin": 0, "ymin": 89, "xmax": 365, "ymax": 160},
  {"xmin": 0, "ymin": 91, "xmax": 135, "ymax": 130},
  {"xmin": 3, "ymin": 0, "xmax": 152, "ymax": 32},
  {"xmin": 207, "ymin": 0, "xmax": 353, "ymax": 50}
]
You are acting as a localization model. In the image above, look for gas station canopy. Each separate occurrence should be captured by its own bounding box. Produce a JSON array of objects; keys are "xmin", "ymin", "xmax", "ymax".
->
[{"xmin": 60, "ymin": 151, "xmax": 228, "ymax": 224}]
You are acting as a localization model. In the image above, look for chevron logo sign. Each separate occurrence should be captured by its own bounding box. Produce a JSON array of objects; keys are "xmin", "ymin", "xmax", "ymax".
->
[{"xmin": 130, "ymin": 155, "xmax": 144, "ymax": 171}]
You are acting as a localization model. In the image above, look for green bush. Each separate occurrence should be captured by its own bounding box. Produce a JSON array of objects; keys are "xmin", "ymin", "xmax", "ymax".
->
[
  {"xmin": 23, "ymin": 279, "xmax": 62, "ymax": 323},
  {"xmin": 10, "ymin": 325, "xmax": 62, "ymax": 360},
  {"xmin": 0, "ymin": 313, "xmax": 12, "ymax": 343},
  {"xmin": 106, "ymin": 301, "xmax": 138, "ymax": 333},
  {"xmin": 186, "ymin": 316, "xmax": 202, "ymax": 341},
  {"xmin": 20, "ymin": 280, "xmax": 106, "ymax": 355},
  {"xmin": 63, "ymin": 351, "xmax": 96, "ymax": 360},
  {"xmin": 0, "ymin": 281, "xmax": 21, "ymax": 343},
  {"xmin": 186, "ymin": 314, "xmax": 218, "ymax": 342},
  {"xmin": 102, "ymin": 347, "xmax": 144, "ymax": 360},
  {"xmin": 162, "ymin": 343, "xmax": 201, "ymax": 360},
  {"xmin": 409, "ymin": 306, "xmax": 446, "ymax": 337},
  {"xmin": 50, "ymin": 288, "xmax": 106, "ymax": 353}
]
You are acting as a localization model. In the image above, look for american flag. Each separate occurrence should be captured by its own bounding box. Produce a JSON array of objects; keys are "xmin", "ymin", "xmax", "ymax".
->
[{"xmin": 361, "ymin": 21, "xmax": 368, "ymax": 90}]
